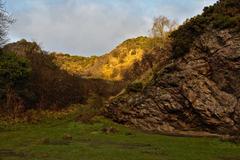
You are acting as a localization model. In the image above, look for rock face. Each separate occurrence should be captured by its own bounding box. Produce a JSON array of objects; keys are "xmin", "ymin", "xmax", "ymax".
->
[{"xmin": 106, "ymin": 28, "xmax": 240, "ymax": 135}]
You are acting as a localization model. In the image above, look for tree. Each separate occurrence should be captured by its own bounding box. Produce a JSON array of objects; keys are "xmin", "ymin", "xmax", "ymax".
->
[
  {"xmin": 151, "ymin": 16, "xmax": 178, "ymax": 48},
  {"xmin": 0, "ymin": 0, "xmax": 14, "ymax": 46},
  {"xmin": 151, "ymin": 16, "xmax": 177, "ymax": 38}
]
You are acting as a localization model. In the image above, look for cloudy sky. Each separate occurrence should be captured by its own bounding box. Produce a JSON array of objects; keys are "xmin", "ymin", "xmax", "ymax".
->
[{"xmin": 6, "ymin": 0, "xmax": 217, "ymax": 56}]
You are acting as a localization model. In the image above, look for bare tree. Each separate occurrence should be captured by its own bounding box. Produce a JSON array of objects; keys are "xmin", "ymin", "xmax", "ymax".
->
[
  {"xmin": 150, "ymin": 16, "xmax": 178, "ymax": 48},
  {"xmin": 0, "ymin": 0, "xmax": 14, "ymax": 46},
  {"xmin": 151, "ymin": 16, "xmax": 178, "ymax": 39}
]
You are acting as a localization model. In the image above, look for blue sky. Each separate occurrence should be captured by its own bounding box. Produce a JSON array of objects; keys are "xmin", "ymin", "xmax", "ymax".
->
[{"xmin": 6, "ymin": 0, "xmax": 217, "ymax": 56}]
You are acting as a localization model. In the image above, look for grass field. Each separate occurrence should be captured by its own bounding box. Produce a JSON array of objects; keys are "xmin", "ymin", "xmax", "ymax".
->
[{"xmin": 0, "ymin": 115, "xmax": 240, "ymax": 160}]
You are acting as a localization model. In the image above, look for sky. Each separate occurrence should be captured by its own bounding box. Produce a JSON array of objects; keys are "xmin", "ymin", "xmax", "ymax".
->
[{"xmin": 6, "ymin": 0, "xmax": 218, "ymax": 56}]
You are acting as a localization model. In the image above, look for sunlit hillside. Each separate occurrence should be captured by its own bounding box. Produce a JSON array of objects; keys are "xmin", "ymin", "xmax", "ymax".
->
[{"xmin": 52, "ymin": 36, "xmax": 157, "ymax": 80}]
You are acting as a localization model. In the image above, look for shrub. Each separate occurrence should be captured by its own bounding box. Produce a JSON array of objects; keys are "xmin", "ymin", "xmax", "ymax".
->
[
  {"xmin": 0, "ymin": 51, "xmax": 31, "ymax": 84},
  {"xmin": 0, "ymin": 50, "xmax": 31, "ymax": 113},
  {"xmin": 0, "ymin": 50, "xmax": 31, "ymax": 100}
]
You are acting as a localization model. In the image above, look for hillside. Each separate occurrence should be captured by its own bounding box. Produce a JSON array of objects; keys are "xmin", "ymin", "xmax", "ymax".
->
[
  {"xmin": 1, "ymin": 40, "xmax": 126, "ymax": 111},
  {"xmin": 52, "ymin": 37, "xmax": 160, "ymax": 81},
  {"xmin": 105, "ymin": 0, "xmax": 240, "ymax": 135},
  {"xmin": 0, "ymin": 34, "xmax": 164, "ymax": 113}
]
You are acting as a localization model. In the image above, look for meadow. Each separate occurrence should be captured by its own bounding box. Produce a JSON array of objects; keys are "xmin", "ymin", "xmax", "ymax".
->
[{"xmin": 0, "ymin": 113, "xmax": 240, "ymax": 160}]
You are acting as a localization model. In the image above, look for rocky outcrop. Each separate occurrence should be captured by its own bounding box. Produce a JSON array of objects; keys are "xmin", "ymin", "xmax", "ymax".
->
[{"xmin": 106, "ymin": 28, "xmax": 240, "ymax": 135}]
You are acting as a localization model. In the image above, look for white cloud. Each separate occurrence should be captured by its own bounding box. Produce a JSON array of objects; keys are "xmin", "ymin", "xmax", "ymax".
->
[
  {"xmin": 9, "ymin": 1, "xmax": 150, "ymax": 55},
  {"xmin": 8, "ymin": 0, "xmax": 218, "ymax": 56}
]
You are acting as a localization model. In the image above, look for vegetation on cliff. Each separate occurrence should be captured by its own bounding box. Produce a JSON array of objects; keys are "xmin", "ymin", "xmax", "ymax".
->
[{"xmin": 171, "ymin": 0, "xmax": 240, "ymax": 58}]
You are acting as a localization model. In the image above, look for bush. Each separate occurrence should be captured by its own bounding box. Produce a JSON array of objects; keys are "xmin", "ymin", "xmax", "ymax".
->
[
  {"xmin": 0, "ymin": 50, "xmax": 31, "ymax": 113},
  {"xmin": 0, "ymin": 50, "xmax": 31, "ymax": 100},
  {"xmin": 0, "ymin": 51, "xmax": 31, "ymax": 84}
]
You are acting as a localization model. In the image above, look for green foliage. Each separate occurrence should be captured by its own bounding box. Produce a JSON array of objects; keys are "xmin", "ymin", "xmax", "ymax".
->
[
  {"xmin": 0, "ymin": 50, "xmax": 31, "ymax": 85},
  {"xmin": 213, "ymin": 15, "xmax": 240, "ymax": 29},
  {"xmin": 0, "ymin": 50, "xmax": 31, "ymax": 100},
  {"xmin": 171, "ymin": 0, "xmax": 240, "ymax": 58},
  {"xmin": 126, "ymin": 82, "xmax": 143, "ymax": 92}
]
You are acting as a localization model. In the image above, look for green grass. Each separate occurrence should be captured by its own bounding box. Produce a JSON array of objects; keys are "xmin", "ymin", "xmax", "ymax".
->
[{"xmin": 0, "ymin": 116, "xmax": 240, "ymax": 160}]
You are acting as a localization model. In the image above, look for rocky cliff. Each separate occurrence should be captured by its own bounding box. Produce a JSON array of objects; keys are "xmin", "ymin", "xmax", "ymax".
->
[{"xmin": 106, "ymin": 0, "xmax": 240, "ymax": 135}]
